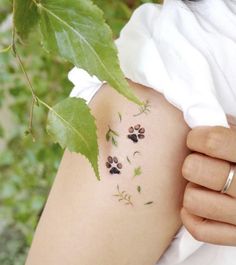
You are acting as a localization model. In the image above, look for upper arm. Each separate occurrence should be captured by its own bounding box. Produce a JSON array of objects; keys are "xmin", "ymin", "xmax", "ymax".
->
[{"xmin": 26, "ymin": 80, "xmax": 190, "ymax": 265}]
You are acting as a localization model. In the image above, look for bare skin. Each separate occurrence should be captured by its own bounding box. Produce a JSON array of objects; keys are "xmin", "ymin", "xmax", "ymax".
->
[
  {"xmin": 181, "ymin": 124, "xmax": 236, "ymax": 246},
  {"xmin": 26, "ymin": 80, "xmax": 190, "ymax": 265}
]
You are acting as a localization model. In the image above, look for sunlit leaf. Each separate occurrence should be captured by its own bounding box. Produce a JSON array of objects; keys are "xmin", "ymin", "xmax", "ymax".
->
[
  {"xmin": 35, "ymin": 0, "xmax": 142, "ymax": 105},
  {"xmin": 47, "ymin": 97, "xmax": 100, "ymax": 180}
]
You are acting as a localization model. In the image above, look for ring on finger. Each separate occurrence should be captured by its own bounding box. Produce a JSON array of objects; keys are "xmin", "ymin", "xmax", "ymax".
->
[{"xmin": 221, "ymin": 164, "xmax": 236, "ymax": 194}]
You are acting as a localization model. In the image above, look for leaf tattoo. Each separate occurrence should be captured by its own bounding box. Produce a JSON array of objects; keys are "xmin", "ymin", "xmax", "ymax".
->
[
  {"xmin": 137, "ymin": 186, "xmax": 141, "ymax": 193},
  {"xmin": 144, "ymin": 201, "xmax": 154, "ymax": 205},
  {"xmin": 106, "ymin": 126, "xmax": 119, "ymax": 147},
  {"xmin": 133, "ymin": 166, "xmax": 142, "ymax": 178}
]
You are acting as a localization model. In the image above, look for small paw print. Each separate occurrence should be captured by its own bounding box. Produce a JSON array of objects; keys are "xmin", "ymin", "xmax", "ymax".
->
[
  {"xmin": 106, "ymin": 156, "xmax": 123, "ymax": 174},
  {"xmin": 127, "ymin": 124, "xmax": 145, "ymax": 143}
]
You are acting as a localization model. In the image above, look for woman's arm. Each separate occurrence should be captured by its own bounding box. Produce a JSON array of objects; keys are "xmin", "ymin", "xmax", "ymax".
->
[{"xmin": 26, "ymin": 80, "xmax": 190, "ymax": 265}]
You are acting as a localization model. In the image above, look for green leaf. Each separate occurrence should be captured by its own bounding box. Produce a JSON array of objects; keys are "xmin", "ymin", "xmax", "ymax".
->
[
  {"xmin": 47, "ymin": 97, "xmax": 100, "ymax": 180},
  {"xmin": 35, "ymin": 0, "xmax": 142, "ymax": 105},
  {"xmin": 13, "ymin": 0, "xmax": 39, "ymax": 41}
]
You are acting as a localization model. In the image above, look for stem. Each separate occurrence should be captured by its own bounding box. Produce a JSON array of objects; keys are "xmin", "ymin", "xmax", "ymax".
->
[
  {"xmin": 13, "ymin": 49, "xmax": 37, "ymax": 101},
  {"xmin": 0, "ymin": 44, "xmax": 13, "ymax": 53},
  {"xmin": 36, "ymin": 97, "xmax": 52, "ymax": 111},
  {"xmin": 12, "ymin": 24, "xmax": 39, "ymax": 139}
]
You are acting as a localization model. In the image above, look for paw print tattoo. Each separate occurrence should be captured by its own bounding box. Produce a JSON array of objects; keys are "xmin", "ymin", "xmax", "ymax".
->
[
  {"xmin": 127, "ymin": 124, "xmax": 145, "ymax": 143},
  {"xmin": 106, "ymin": 156, "xmax": 123, "ymax": 174}
]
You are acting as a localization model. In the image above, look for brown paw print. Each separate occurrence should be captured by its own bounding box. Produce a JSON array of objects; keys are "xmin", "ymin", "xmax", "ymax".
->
[
  {"xmin": 127, "ymin": 124, "xmax": 145, "ymax": 143},
  {"xmin": 106, "ymin": 156, "xmax": 123, "ymax": 174}
]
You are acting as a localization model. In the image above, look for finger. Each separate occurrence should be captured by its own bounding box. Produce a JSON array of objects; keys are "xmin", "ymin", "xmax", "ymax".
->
[
  {"xmin": 182, "ymin": 153, "xmax": 236, "ymax": 198},
  {"xmin": 183, "ymin": 183, "xmax": 236, "ymax": 226},
  {"xmin": 181, "ymin": 207, "xmax": 236, "ymax": 246},
  {"xmin": 187, "ymin": 126, "xmax": 236, "ymax": 162}
]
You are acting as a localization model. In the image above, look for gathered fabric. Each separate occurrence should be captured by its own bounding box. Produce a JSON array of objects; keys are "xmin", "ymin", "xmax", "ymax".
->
[{"xmin": 68, "ymin": 0, "xmax": 236, "ymax": 264}]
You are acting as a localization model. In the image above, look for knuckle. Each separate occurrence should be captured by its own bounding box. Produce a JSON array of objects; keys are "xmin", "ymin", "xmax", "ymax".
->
[
  {"xmin": 191, "ymin": 226, "xmax": 204, "ymax": 242},
  {"xmin": 182, "ymin": 154, "xmax": 197, "ymax": 180},
  {"xmin": 182, "ymin": 212, "xmax": 204, "ymax": 242},
  {"xmin": 182, "ymin": 154, "xmax": 203, "ymax": 181},
  {"xmin": 204, "ymin": 127, "xmax": 224, "ymax": 155},
  {"xmin": 183, "ymin": 184, "xmax": 196, "ymax": 211}
]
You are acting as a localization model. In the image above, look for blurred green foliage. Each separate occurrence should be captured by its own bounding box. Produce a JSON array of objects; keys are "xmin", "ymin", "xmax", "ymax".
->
[{"xmin": 0, "ymin": 0, "xmax": 161, "ymax": 264}]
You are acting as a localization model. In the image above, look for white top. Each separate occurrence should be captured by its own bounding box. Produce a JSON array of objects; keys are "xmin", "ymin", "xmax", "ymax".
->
[{"xmin": 68, "ymin": 0, "xmax": 236, "ymax": 264}]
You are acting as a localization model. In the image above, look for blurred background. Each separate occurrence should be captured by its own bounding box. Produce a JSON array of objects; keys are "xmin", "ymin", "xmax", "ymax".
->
[{"xmin": 0, "ymin": 0, "xmax": 161, "ymax": 264}]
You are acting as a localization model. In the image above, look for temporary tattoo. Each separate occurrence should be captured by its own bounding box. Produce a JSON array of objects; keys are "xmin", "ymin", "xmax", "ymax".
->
[
  {"xmin": 133, "ymin": 166, "xmax": 142, "ymax": 178},
  {"xmin": 133, "ymin": 151, "xmax": 141, "ymax": 157},
  {"xmin": 106, "ymin": 126, "xmax": 119, "ymax": 146},
  {"xmin": 127, "ymin": 124, "xmax": 145, "ymax": 143},
  {"xmin": 113, "ymin": 184, "xmax": 133, "ymax": 206},
  {"xmin": 137, "ymin": 186, "xmax": 141, "ymax": 193},
  {"xmin": 118, "ymin": 112, "xmax": 122, "ymax": 122},
  {"xmin": 126, "ymin": 156, "xmax": 131, "ymax": 164},
  {"xmin": 144, "ymin": 201, "xmax": 154, "ymax": 205},
  {"xmin": 106, "ymin": 156, "xmax": 122, "ymax": 174},
  {"xmin": 133, "ymin": 100, "xmax": 151, "ymax": 117}
]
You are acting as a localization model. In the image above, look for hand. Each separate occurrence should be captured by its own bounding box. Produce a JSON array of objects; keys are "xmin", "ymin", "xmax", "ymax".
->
[{"xmin": 181, "ymin": 126, "xmax": 236, "ymax": 246}]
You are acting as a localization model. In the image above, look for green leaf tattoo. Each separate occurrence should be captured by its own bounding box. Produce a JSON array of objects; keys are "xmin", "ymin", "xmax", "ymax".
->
[
  {"xmin": 133, "ymin": 166, "xmax": 142, "ymax": 178},
  {"xmin": 34, "ymin": 0, "xmax": 142, "ymax": 105},
  {"xmin": 144, "ymin": 201, "xmax": 154, "ymax": 205},
  {"xmin": 126, "ymin": 156, "xmax": 131, "ymax": 164},
  {"xmin": 118, "ymin": 112, "xmax": 122, "ymax": 122},
  {"xmin": 106, "ymin": 127, "xmax": 119, "ymax": 147},
  {"xmin": 137, "ymin": 186, "xmax": 141, "ymax": 193},
  {"xmin": 47, "ymin": 97, "xmax": 100, "ymax": 180}
]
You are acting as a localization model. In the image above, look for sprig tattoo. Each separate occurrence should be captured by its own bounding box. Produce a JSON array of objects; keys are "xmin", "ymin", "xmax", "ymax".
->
[
  {"xmin": 133, "ymin": 100, "xmax": 151, "ymax": 117},
  {"xmin": 106, "ymin": 126, "xmax": 119, "ymax": 146},
  {"xmin": 113, "ymin": 185, "xmax": 133, "ymax": 206}
]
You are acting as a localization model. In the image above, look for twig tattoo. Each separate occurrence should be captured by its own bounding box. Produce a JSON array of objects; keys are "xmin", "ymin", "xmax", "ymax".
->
[
  {"xmin": 113, "ymin": 185, "xmax": 133, "ymax": 206},
  {"xmin": 133, "ymin": 100, "xmax": 151, "ymax": 117}
]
